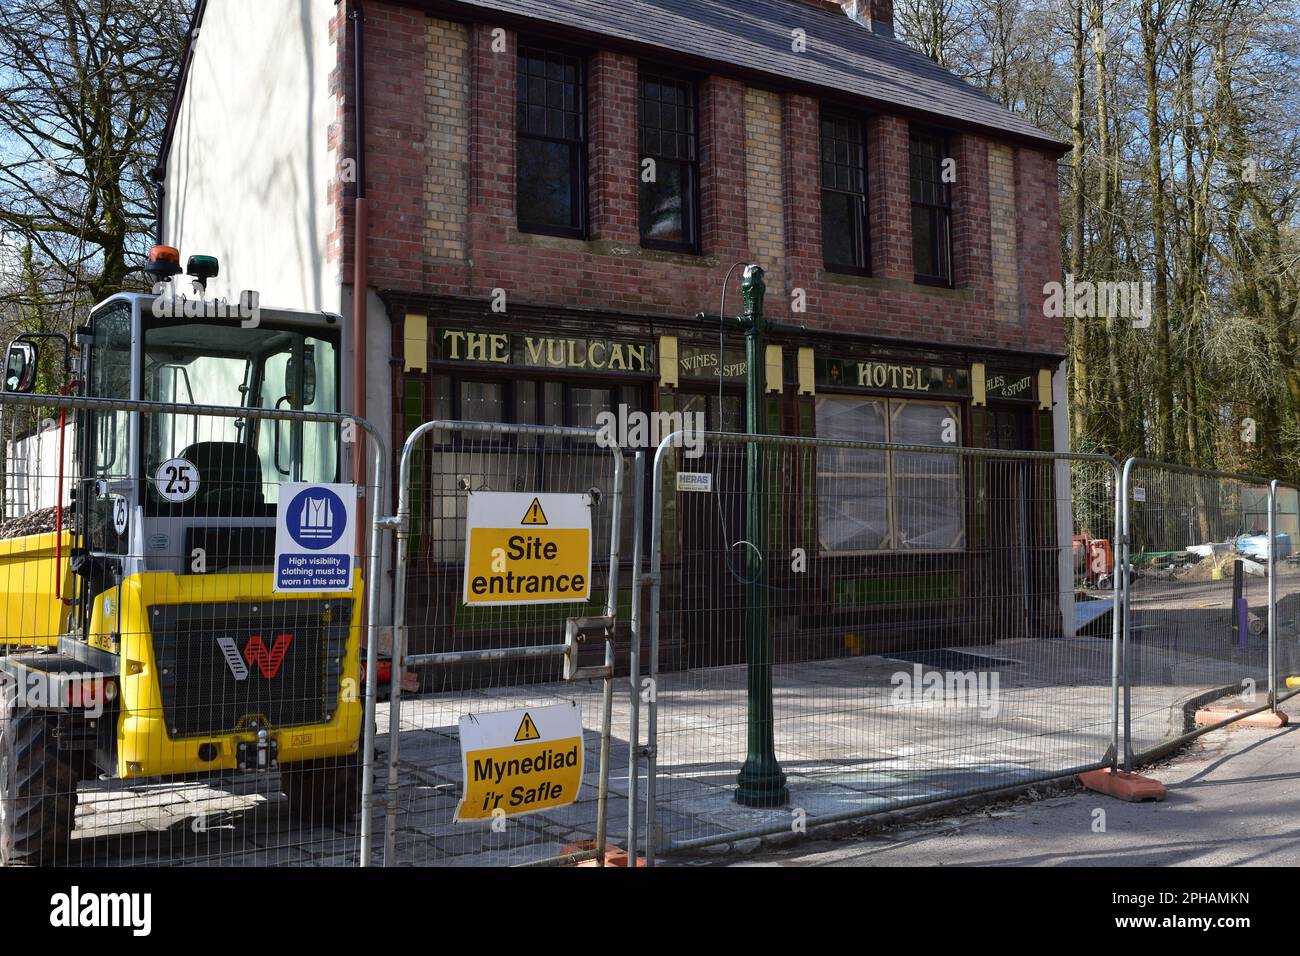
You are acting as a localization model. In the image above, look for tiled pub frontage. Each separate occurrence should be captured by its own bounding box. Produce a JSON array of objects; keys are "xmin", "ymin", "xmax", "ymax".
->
[{"xmin": 388, "ymin": 301, "xmax": 1064, "ymax": 677}]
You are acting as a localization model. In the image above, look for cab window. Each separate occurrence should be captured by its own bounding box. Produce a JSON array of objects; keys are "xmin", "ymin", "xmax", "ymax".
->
[{"xmin": 141, "ymin": 319, "xmax": 339, "ymax": 517}]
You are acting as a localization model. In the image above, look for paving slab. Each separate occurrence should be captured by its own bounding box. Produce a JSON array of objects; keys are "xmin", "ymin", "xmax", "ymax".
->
[{"xmin": 27, "ymin": 614, "xmax": 1293, "ymax": 867}]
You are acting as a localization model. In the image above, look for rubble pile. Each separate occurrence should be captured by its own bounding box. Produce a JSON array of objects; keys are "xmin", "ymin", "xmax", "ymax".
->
[
  {"xmin": 0, "ymin": 506, "xmax": 60, "ymax": 539},
  {"xmin": 1141, "ymin": 540, "xmax": 1273, "ymax": 581},
  {"xmin": 1174, "ymin": 551, "xmax": 1242, "ymax": 581}
]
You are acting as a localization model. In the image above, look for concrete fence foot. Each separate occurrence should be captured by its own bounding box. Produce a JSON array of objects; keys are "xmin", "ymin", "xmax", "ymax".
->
[
  {"xmin": 1078, "ymin": 768, "xmax": 1168, "ymax": 802},
  {"xmin": 1194, "ymin": 707, "xmax": 1289, "ymax": 730}
]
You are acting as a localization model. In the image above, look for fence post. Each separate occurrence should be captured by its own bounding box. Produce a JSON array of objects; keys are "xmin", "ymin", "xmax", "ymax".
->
[
  {"xmin": 646, "ymin": 436, "xmax": 674, "ymax": 867},
  {"xmin": 1269, "ymin": 479, "xmax": 1278, "ymax": 713},
  {"xmin": 594, "ymin": 451, "xmax": 625, "ymax": 869},
  {"xmin": 627, "ymin": 451, "xmax": 646, "ymax": 863},
  {"xmin": 382, "ymin": 423, "xmax": 425, "ymax": 866},
  {"xmin": 1120, "ymin": 458, "xmax": 1135, "ymax": 772},
  {"xmin": 1109, "ymin": 464, "xmax": 1123, "ymax": 770},
  {"xmin": 357, "ymin": 423, "xmax": 390, "ymax": 869}
]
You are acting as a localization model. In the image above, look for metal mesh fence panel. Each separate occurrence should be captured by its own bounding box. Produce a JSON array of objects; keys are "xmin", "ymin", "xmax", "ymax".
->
[
  {"xmin": 378, "ymin": 422, "xmax": 624, "ymax": 867},
  {"xmin": 0, "ymin": 393, "xmax": 385, "ymax": 867},
  {"xmin": 1275, "ymin": 483, "xmax": 1300, "ymax": 695},
  {"xmin": 647, "ymin": 432, "xmax": 1120, "ymax": 854},
  {"xmin": 1120, "ymin": 462, "xmax": 1294, "ymax": 764}
]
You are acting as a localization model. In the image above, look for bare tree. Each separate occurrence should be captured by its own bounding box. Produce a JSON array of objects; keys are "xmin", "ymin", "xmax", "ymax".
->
[
  {"xmin": 898, "ymin": 0, "xmax": 1300, "ymax": 478},
  {"xmin": 0, "ymin": 0, "xmax": 191, "ymax": 330}
]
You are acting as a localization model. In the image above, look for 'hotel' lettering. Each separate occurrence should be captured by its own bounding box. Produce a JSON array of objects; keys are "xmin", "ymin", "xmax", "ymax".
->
[{"xmin": 857, "ymin": 362, "xmax": 931, "ymax": 391}]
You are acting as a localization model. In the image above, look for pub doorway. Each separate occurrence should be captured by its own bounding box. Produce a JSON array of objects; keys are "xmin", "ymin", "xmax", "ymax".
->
[
  {"xmin": 983, "ymin": 405, "xmax": 1036, "ymax": 640},
  {"xmin": 675, "ymin": 389, "xmax": 747, "ymax": 667}
]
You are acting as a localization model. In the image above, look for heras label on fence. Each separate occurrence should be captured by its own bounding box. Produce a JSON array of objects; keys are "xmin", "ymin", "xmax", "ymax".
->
[
  {"xmin": 273, "ymin": 482, "xmax": 357, "ymax": 593},
  {"xmin": 676, "ymin": 471, "xmax": 713, "ymax": 493},
  {"xmin": 454, "ymin": 703, "xmax": 585, "ymax": 822},
  {"xmin": 463, "ymin": 492, "xmax": 592, "ymax": 606}
]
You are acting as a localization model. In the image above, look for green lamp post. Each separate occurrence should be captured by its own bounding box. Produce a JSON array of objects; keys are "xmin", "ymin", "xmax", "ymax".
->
[
  {"xmin": 696, "ymin": 265, "xmax": 801, "ymax": 806},
  {"xmin": 734, "ymin": 264, "xmax": 789, "ymax": 807}
]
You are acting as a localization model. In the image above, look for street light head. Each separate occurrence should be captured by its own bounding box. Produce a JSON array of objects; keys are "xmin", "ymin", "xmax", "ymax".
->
[{"xmin": 740, "ymin": 264, "xmax": 766, "ymax": 324}]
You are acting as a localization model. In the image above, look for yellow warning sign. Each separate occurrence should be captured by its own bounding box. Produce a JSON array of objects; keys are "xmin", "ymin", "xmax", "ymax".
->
[
  {"xmin": 462, "ymin": 492, "xmax": 592, "ymax": 606},
  {"xmin": 514, "ymin": 713, "xmax": 541, "ymax": 741},
  {"xmin": 455, "ymin": 704, "xmax": 584, "ymax": 821}
]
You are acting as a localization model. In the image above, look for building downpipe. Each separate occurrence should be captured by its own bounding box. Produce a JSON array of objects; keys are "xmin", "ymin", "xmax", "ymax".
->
[{"xmin": 351, "ymin": 1, "xmax": 369, "ymax": 492}]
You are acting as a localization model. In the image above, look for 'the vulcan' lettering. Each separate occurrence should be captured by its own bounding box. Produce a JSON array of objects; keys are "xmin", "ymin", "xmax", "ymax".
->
[{"xmin": 439, "ymin": 329, "xmax": 649, "ymax": 372}]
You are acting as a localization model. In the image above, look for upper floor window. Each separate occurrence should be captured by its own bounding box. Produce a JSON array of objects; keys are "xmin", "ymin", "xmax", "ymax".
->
[
  {"xmin": 821, "ymin": 110, "xmax": 871, "ymax": 274},
  {"xmin": 517, "ymin": 46, "xmax": 587, "ymax": 238},
  {"xmin": 638, "ymin": 69, "xmax": 699, "ymax": 252},
  {"xmin": 910, "ymin": 130, "xmax": 952, "ymax": 286}
]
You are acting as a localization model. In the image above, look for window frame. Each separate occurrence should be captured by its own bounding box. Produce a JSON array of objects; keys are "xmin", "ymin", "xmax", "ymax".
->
[
  {"xmin": 819, "ymin": 108, "xmax": 872, "ymax": 276},
  {"xmin": 637, "ymin": 66, "xmax": 701, "ymax": 254},
  {"xmin": 814, "ymin": 393, "xmax": 965, "ymax": 555},
  {"xmin": 516, "ymin": 44, "xmax": 589, "ymax": 240},
  {"xmin": 403, "ymin": 369, "xmax": 648, "ymax": 564},
  {"xmin": 909, "ymin": 128, "xmax": 953, "ymax": 288}
]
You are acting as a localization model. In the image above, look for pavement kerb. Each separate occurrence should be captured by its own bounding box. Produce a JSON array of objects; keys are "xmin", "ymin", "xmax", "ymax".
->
[
  {"xmin": 679, "ymin": 770, "xmax": 1093, "ymax": 860},
  {"xmin": 1131, "ymin": 683, "xmax": 1250, "ymax": 766},
  {"xmin": 679, "ymin": 683, "xmax": 1270, "ymax": 863}
]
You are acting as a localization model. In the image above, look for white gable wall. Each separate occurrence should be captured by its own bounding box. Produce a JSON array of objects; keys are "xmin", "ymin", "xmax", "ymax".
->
[{"xmin": 162, "ymin": 0, "xmax": 340, "ymax": 314}]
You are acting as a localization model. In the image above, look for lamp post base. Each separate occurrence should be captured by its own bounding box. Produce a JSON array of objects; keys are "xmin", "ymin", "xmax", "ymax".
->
[{"xmin": 735, "ymin": 760, "xmax": 789, "ymax": 807}]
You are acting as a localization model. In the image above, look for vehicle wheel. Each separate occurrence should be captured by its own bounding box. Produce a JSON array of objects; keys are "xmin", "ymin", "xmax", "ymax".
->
[
  {"xmin": 0, "ymin": 684, "xmax": 79, "ymax": 866},
  {"xmin": 281, "ymin": 755, "xmax": 361, "ymax": 827}
]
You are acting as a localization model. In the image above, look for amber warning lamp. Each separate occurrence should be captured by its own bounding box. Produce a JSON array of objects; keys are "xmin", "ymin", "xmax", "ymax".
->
[{"xmin": 143, "ymin": 244, "xmax": 182, "ymax": 281}]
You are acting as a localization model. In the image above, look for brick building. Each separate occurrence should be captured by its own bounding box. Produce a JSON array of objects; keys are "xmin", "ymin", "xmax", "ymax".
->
[{"xmin": 159, "ymin": 0, "xmax": 1072, "ymax": 664}]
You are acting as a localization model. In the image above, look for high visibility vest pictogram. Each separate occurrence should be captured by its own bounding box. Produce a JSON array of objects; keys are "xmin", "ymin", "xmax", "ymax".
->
[
  {"xmin": 514, "ymin": 713, "xmax": 541, "ymax": 741},
  {"xmin": 521, "ymin": 498, "xmax": 548, "ymax": 526}
]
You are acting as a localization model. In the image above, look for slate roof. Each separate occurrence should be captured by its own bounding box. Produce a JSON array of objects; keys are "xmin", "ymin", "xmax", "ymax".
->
[{"xmin": 428, "ymin": 0, "xmax": 1069, "ymax": 152}]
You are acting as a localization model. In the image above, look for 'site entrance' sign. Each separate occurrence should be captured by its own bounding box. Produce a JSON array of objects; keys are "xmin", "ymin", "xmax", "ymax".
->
[{"xmin": 462, "ymin": 492, "xmax": 593, "ymax": 606}]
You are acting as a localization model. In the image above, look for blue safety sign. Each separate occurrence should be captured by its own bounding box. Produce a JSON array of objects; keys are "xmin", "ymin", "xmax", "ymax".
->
[{"xmin": 274, "ymin": 482, "xmax": 357, "ymax": 592}]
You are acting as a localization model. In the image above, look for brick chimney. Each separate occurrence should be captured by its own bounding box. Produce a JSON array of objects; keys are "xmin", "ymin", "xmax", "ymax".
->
[{"xmin": 840, "ymin": 0, "xmax": 895, "ymax": 37}]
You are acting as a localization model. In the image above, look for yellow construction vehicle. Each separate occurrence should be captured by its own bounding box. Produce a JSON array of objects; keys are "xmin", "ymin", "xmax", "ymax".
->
[{"xmin": 0, "ymin": 246, "xmax": 367, "ymax": 865}]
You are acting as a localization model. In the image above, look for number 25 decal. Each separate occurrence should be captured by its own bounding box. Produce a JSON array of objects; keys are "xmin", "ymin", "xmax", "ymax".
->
[
  {"xmin": 155, "ymin": 458, "xmax": 201, "ymax": 503},
  {"xmin": 111, "ymin": 495, "xmax": 129, "ymax": 536}
]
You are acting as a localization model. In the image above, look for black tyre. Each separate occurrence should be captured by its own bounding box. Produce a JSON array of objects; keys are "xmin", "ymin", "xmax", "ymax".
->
[
  {"xmin": 281, "ymin": 754, "xmax": 361, "ymax": 827},
  {"xmin": 0, "ymin": 684, "xmax": 79, "ymax": 866}
]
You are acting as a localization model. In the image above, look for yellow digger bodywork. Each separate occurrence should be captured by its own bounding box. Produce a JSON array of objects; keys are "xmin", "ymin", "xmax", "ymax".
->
[
  {"xmin": 0, "ymin": 530, "xmax": 74, "ymax": 647},
  {"xmin": 0, "ymin": 537, "xmax": 363, "ymax": 780},
  {"xmin": 90, "ymin": 568, "xmax": 365, "ymax": 780}
]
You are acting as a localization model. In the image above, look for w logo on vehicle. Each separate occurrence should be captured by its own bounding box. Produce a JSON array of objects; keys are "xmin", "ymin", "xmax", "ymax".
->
[{"xmin": 217, "ymin": 634, "xmax": 294, "ymax": 680}]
